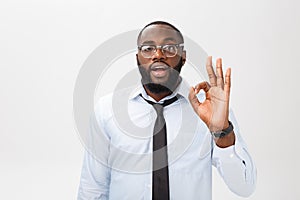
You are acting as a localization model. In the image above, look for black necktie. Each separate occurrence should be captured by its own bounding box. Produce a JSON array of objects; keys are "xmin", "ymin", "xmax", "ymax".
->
[{"xmin": 140, "ymin": 94, "xmax": 179, "ymax": 200}]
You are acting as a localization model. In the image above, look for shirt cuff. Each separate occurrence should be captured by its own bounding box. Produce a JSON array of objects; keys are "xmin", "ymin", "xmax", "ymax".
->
[{"xmin": 213, "ymin": 139, "xmax": 248, "ymax": 165}]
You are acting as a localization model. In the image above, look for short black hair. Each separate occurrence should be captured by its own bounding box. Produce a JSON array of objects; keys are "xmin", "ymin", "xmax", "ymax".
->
[{"xmin": 137, "ymin": 21, "xmax": 184, "ymax": 45}]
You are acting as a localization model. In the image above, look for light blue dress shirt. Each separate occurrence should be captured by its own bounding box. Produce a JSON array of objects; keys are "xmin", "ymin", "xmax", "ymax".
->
[{"xmin": 78, "ymin": 79, "xmax": 256, "ymax": 200}]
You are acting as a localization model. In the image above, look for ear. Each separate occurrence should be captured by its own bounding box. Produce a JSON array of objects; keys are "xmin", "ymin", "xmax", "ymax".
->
[
  {"xmin": 136, "ymin": 53, "xmax": 140, "ymax": 65},
  {"xmin": 181, "ymin": 50, "xmax": 186, "ymax": 65}
]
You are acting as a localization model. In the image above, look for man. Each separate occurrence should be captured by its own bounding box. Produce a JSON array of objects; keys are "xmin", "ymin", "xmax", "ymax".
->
[{"xmin": 78, "ymin": 21, "xmax": 256, "ymax": 200}]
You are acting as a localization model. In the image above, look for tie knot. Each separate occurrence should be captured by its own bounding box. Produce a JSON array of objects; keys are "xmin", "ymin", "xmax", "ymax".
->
[{"xmin": 153, "ymin": 104, "xmax": 164, "ymax": 115}]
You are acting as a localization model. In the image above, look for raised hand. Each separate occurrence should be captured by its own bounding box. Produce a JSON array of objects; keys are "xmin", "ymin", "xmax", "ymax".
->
[{"xmin": 188, "ymin": 56, "xmax": 231, "ymax": 132}]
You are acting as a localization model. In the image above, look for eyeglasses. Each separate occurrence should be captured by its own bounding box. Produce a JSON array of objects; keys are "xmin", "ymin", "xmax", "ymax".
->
[{"xmin": 138, "ymin": 43, "xmax": 184, "ymax": 58}]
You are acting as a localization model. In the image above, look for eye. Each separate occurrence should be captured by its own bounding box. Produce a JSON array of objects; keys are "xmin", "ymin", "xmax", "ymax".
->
[
  {"xmin": 163, "ymin": 45, "xmax": 177, "ymax": 53},
  {"xmin": 141, "ymin": 45, "xmax": 155, "ymax": 52}
]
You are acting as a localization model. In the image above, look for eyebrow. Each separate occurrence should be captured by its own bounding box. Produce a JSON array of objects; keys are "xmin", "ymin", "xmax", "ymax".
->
[
  {"xmin": 140, "ymin": 37, "xmax": 178, "ymax": 45},
  {"xmin": 163, "ymin": 37, "xmax": 177, "ymax": 43},
  {"xmin": 140, "ymin": 40, "xmax": 155, "ymax": 45}
]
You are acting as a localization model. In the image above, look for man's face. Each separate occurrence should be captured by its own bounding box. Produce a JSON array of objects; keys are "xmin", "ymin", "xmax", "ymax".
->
[{"xmin": 136, "ymin": 24, "xmax": 186, "ymax": 93}]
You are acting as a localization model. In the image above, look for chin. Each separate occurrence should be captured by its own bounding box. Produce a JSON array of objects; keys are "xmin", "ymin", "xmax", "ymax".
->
[{"xmin": 150, "ymin": 77, "xmax": 169, "ymax": 85}]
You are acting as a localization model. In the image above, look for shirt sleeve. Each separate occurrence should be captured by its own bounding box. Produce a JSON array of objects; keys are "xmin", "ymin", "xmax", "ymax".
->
[
  {"xmin": 77, "ymin": 151, "xmax": 111, "ymax": 200},
  {"xmin": 212, "ymin": 110, "xmax": 257, "ymax": 197},
  {"xmin": 77, "ymin": 100, "xmax": 111, "ymax": 200}
]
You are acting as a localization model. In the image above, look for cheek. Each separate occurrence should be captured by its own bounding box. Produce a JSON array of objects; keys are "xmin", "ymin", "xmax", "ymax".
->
[
  {"xmin": 167, "ymin": 56, "xmax": 182, "ymax": 67},
  {"xmin": 137, "ymin": 55, "xmax": 151, "ymax": 67}
]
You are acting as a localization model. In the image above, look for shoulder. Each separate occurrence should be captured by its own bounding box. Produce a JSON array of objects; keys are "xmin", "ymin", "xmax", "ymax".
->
[{"xmin": 94, "ymin": 87, "xmax": 140, "ymax": 120}]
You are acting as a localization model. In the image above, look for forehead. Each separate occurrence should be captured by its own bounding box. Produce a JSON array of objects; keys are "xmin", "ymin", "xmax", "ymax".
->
[{"xmin": 138, "ymin": 25, "xmax": 182, "ymax": 45}]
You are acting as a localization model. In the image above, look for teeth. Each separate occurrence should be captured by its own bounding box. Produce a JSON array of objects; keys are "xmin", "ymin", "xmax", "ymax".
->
[{"xmin": 151, "ymin": 65, "xmax": 168, "ymax": 70}]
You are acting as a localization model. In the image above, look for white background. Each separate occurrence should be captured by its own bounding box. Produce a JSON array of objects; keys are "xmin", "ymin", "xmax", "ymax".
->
[{"xmin": 1, "ymin": 0, "xmax": 299, "ymax": 199}]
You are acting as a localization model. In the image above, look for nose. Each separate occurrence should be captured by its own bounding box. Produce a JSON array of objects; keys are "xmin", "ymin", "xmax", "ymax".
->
[{"xmin": 152, "ymin": 48, "xmax": 166, "ymax": 61}]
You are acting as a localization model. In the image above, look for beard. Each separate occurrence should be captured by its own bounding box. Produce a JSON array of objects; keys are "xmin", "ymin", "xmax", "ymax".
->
[{"xmin": 137, "ymin": 58, "xmax": 184, "ymax": 94}]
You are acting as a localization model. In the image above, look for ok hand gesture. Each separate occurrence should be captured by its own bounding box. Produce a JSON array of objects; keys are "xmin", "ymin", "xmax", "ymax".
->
[{"xmin": 188, "ymin": 56, "xmax": 231, "ymax": 133}]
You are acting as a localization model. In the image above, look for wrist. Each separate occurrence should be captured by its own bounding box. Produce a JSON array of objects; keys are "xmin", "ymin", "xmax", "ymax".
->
[
  {"xmin": 210, "ymin": 120, "xmax": 233, "ymax": 138},
  {"xmin": 214, "ymin": 131, "xmax": 235, "ymax": 148}
]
